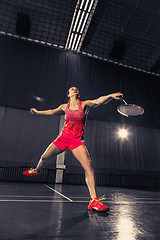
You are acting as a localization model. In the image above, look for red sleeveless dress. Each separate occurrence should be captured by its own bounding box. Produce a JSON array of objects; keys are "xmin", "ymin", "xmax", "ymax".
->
[{"xmin": 53, "ymin": 101, "xmax": 87, "ymax": 151}]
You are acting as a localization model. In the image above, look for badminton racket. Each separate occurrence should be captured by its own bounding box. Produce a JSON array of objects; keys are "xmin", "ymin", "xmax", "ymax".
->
[
  {"xmin": 117, "ymin": 98, "xmax": 144, "ymax": 117},
  {"xmin": 94, "ymin": 97, "xmax": 144, "ymax": 117}
]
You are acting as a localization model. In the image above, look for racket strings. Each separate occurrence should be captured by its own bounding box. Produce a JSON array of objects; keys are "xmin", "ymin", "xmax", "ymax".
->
[{"xmin": 117, "ymin": 104, "xmax": 144, "ymax": 117}]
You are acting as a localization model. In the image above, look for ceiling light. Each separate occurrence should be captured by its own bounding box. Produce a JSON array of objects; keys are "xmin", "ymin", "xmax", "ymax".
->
[
  {"xmin": 88, "ymin": 0, "xmax": 95, "ymax": 12},
  {"xmin": 73, "ymin": 10, "xmax": 81, "ymax": 32},
  {"xmin": 80, "ymin": 13, "xmax": 89, "ymax": 33},
  {"xmin": 71, "ymin": 34, "xmax": 78, "ymax": 50},
  {"xmin": 76, "ymin": 11, "xmax": 85, "ymax": 32},
  {"xmin": 84, "ymin": 0, "xmax": 90, "ymax": 11},
  {"xmin": 74, "ymin": 35, "xmax": 81, "ymax": 50},
  {"xmin": 80, "ymin": 0, "xmax": 85, "ymax": 9},
  {"xmin": 68, "ymin": 33, "xmax": 74, "ymax": 49},
  {"xmin": 65, "ymin": 0, "xmax": 98, "ymax": 51}
]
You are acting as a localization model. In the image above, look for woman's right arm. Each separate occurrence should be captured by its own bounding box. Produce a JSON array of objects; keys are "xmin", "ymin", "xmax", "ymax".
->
[{"xmin": 30, "ymin": 104, "xmax": 67, "ymax": 116}]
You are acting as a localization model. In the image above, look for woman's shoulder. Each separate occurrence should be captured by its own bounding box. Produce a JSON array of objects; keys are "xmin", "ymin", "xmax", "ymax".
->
[
  {"xmin": 81, "ymin": 100, "xmax": 90, "ymax": 107},
  {"xmin": 59, "ymin": 103, "xmax": 68, "ymax": 111},
  {"xmin": 81, "ymin": 100, "xmax": 90, "ymax": 112}
]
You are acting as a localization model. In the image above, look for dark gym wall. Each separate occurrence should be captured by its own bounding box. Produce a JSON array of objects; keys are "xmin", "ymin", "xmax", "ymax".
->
[
  {"xmin": 0, "ymin": 106, "xmax": 59, "ymax": 168},
  {"xmin": 0, "ymin": 35, "xmax": 160, "ymax": 128}
]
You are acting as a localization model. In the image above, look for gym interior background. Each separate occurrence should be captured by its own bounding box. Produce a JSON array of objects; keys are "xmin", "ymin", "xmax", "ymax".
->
[{"xmin": 0, "ymin": 0, "xmax": 160, "ymax": 188}]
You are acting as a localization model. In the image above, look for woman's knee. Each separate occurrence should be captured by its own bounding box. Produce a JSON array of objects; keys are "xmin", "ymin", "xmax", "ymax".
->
[
  {"xmin": 41, "ymin": 144, "xmax": 62, "ymax": 161},
  {"xmin": 84, "ymin": 163, "xmax": 94, "ymax": 175}
]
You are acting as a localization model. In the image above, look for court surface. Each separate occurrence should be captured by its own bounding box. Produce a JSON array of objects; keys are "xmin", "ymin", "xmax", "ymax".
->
[{"xmin": 0, "ymin": 181, "xmax": 160, "ymax": 240}]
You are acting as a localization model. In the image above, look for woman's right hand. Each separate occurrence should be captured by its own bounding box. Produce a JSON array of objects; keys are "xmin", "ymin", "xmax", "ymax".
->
[{"xmin": 30, "ymin": 108, "xmax": 38, "ymax": 115}]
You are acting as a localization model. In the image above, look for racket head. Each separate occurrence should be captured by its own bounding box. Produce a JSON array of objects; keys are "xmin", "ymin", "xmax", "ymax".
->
[{"xmin": 117, "ymin": 104, "xmax": 144, "ymax": 117}]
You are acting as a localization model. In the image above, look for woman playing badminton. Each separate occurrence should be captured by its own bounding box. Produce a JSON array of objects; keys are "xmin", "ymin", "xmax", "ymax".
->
[{"xmin": 24, "ymin": 87, "xmax": 123, "ymax": 212}]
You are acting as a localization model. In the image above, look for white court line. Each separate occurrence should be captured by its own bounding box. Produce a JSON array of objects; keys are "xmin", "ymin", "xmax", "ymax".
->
[
  {"xmin": 0, "ymin": 199, "xmax": 160, "ymax": 204},
  {"xmin": 0, "ymin": 195, "xmax": 65, "ymax": 198},
  {"xmin": 44, "ymin": 184, "xmax": 73, "ymax": 202},
  {"xmin": 1, "ymin": 195, "xmax": 158, "ymax": 201},
  {"xmin": 0, "ymin": 199, "xmax": 71, "ymax": 203}
]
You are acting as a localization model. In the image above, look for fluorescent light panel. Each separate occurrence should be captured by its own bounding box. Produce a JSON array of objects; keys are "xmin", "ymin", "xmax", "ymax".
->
[
  {"xmin": 84, "ymin": 0, "xmax": 90, "ymax": 11},
  {"xmin": 71, "ymin": 34, "xmax": 78, "ymax": 50},
  {"xmin": 80, "ymin": 0, "xmax": 85, "ymax": 9},
  {"xmin": 88, "ymin": 0, "xmax": 95, "ymax": 12},
  {"xmin": 76, "ymin": 11, "xmax": 85, "ymax": 32},
  {"xmin": 80, "ymin": 12, "xmax": 89, "ymax": 33},
  {"xmin": 68, "ymin": 33, "xmax": 74, "ymax": 49},
  {"xmin": 74, "ymin": 35, "xmax": 81, "ymax": 50},
  {"xmin": 67, "ymin": 0, "xmax": 95, "ymax": 50},
  {"xmin": 73, "ymin": 10, "xmax": 81, "ymax": 32}
]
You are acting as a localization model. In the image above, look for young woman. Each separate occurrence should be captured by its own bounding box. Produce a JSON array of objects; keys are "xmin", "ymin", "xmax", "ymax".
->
[{"xmin": 24, "ymin": 87, "xmax": 123, "ymax": 212}]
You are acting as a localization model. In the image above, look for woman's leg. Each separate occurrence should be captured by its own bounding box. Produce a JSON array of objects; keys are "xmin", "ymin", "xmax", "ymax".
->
[
  {"xmin": 72, "ymin": 145, "xmax": 97, "ymax": 200},
  {"xmin": 35, "ymin": 143, "xmax": 63, "ymax": 172}
]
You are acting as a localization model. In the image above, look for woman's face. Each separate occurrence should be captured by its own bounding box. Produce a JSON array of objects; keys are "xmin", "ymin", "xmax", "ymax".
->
[{"xmin": 68, "ymin": 87, "xmax": 80, "ymax": 98}]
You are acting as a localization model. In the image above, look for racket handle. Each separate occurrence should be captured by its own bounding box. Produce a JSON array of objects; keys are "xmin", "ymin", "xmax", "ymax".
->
[
  {"xmin": 122, "ymin": 99, "xmax": 127, "ymax": 105},
  {"xmin": 118, "ymin": 96, "xmax": 127, "ymax": 105}
]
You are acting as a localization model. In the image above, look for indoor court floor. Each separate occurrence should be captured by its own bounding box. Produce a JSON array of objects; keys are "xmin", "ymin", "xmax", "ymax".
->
[{"xmin": 0, "ymin": 181, "xmax": 159, "ymax": 240}]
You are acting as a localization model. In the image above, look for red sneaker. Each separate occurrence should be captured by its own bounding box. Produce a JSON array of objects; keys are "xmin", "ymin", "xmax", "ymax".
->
[
  {"xmin": 88, "ymin": 195, "xmax": 109, "ymax": 212},
  {"xmin": 23, "ymin": 168, "xmax": 42, "ymax": 176}
]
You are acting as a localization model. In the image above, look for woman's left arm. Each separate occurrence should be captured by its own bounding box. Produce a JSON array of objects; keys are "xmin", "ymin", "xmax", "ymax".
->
[{"xmin": 84, "ymin": 92, "xmax": 123, "ymax": 108}]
